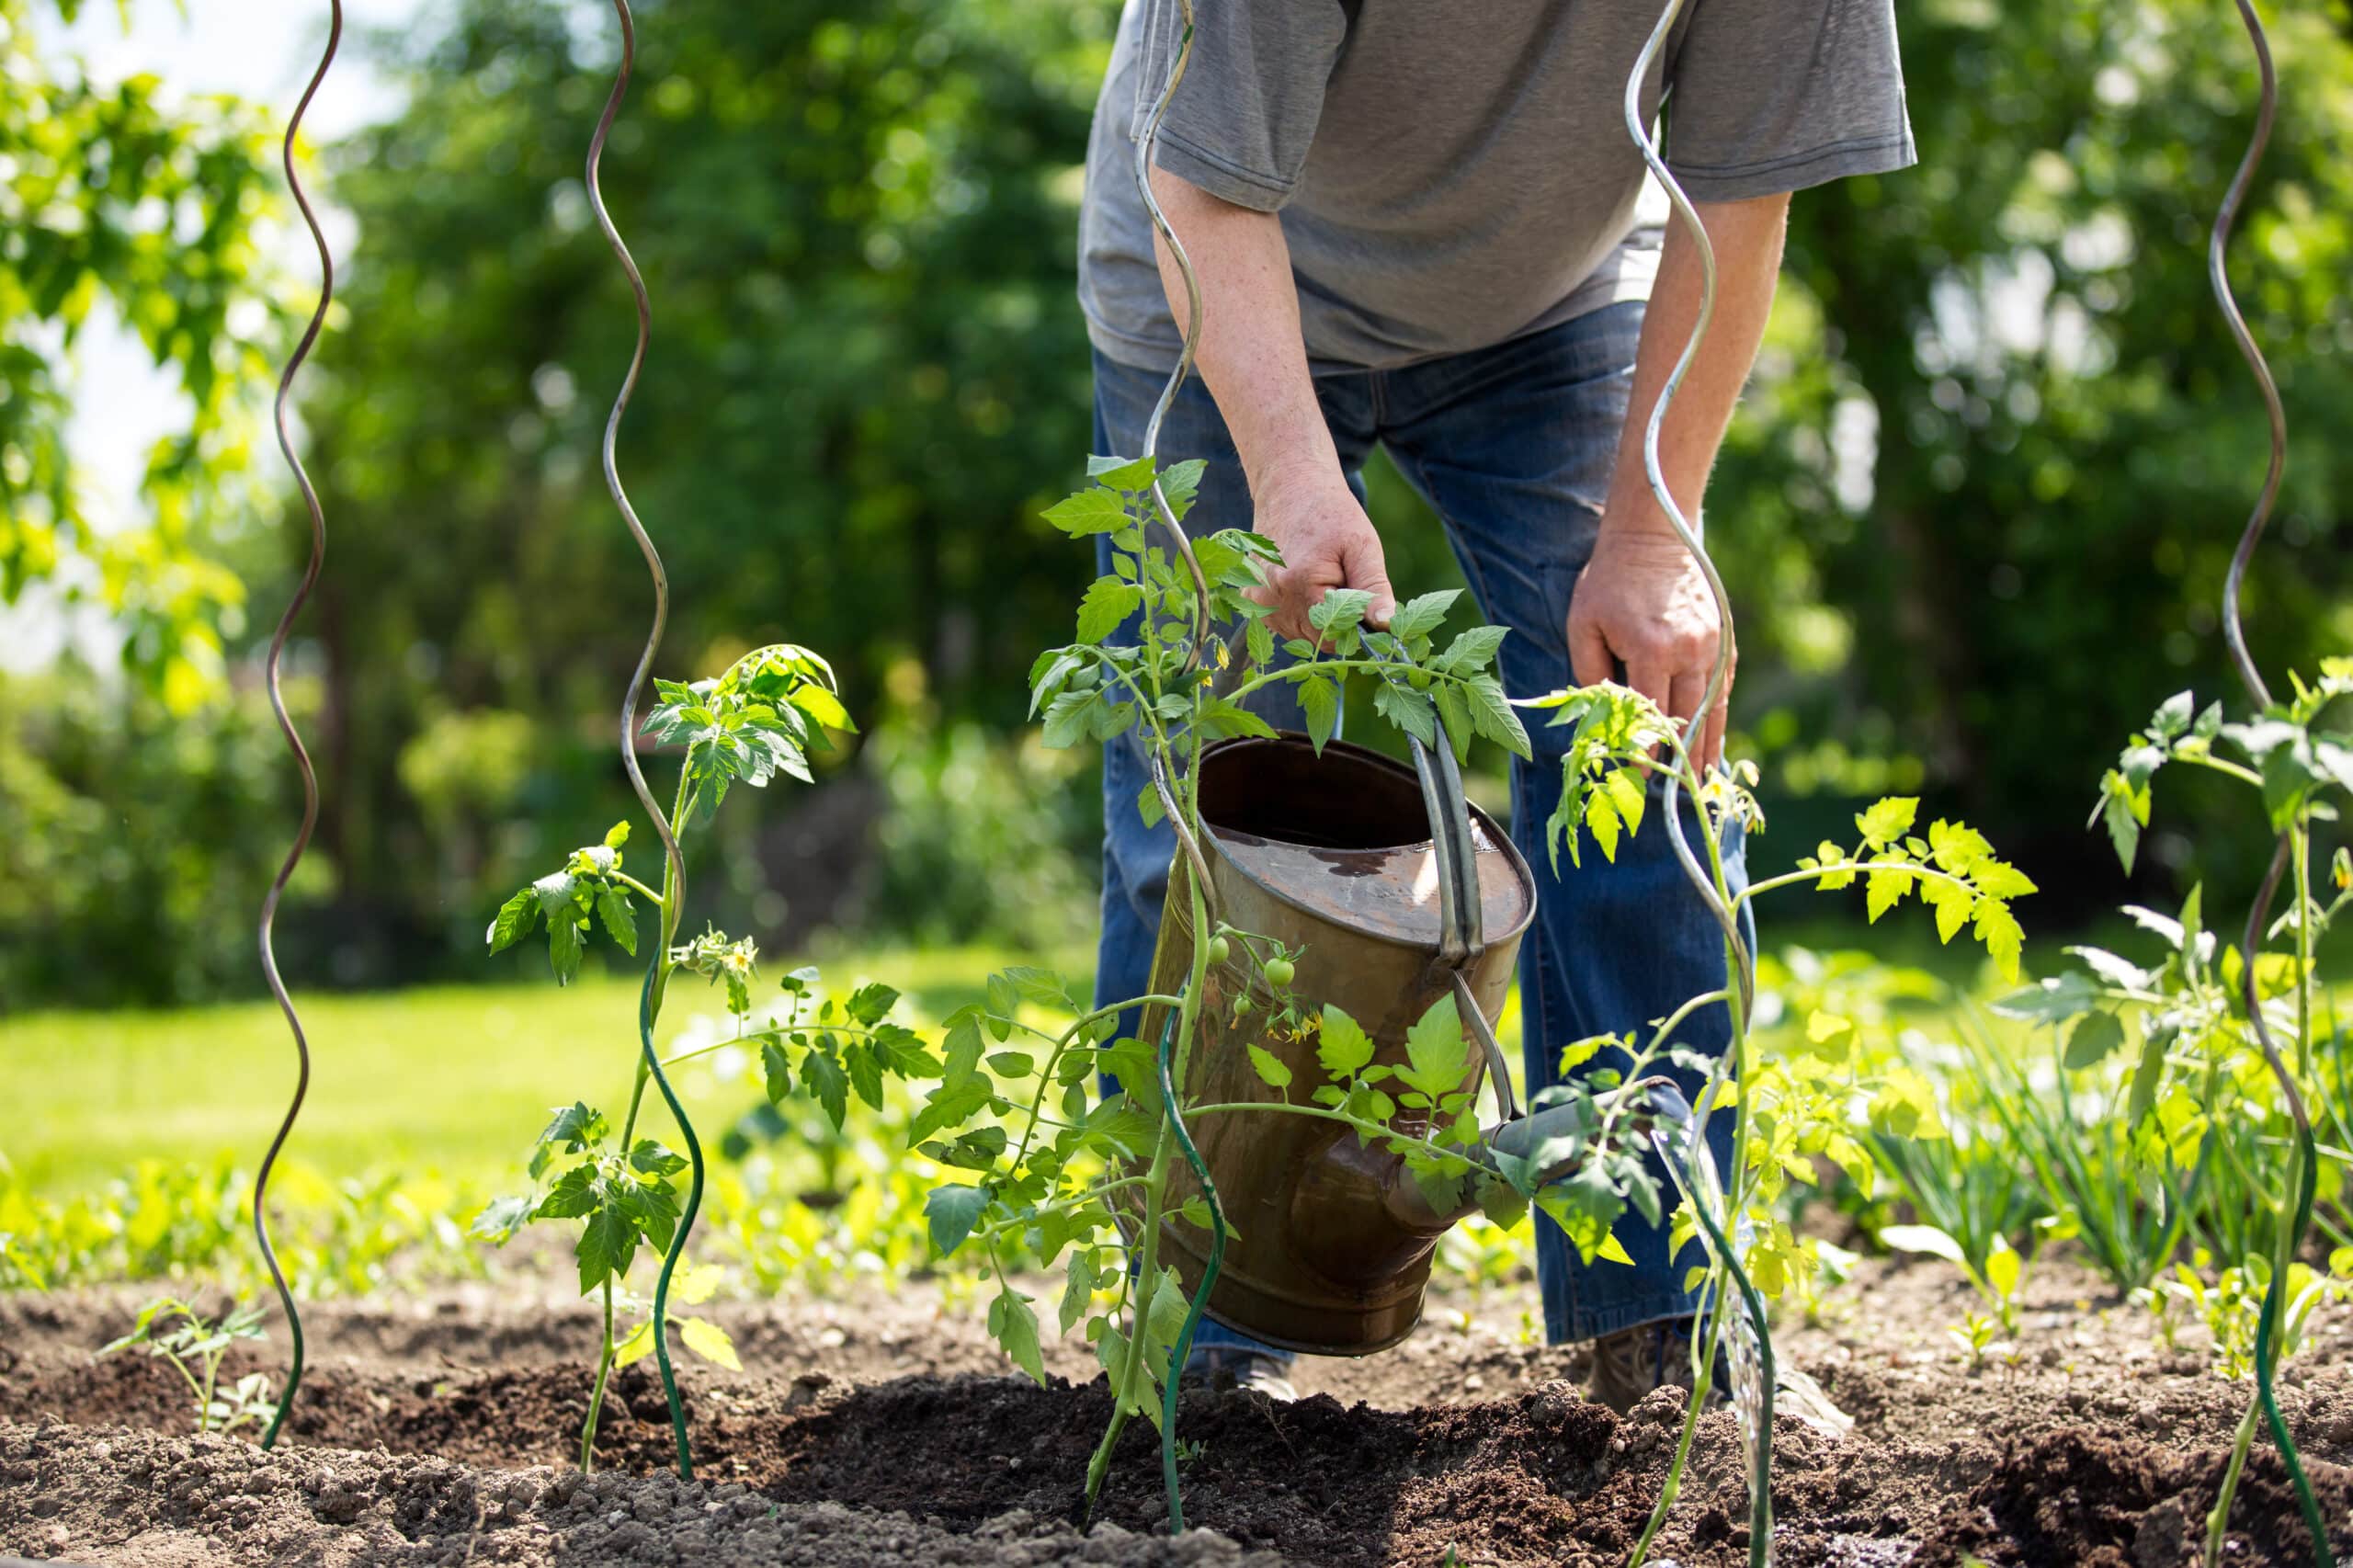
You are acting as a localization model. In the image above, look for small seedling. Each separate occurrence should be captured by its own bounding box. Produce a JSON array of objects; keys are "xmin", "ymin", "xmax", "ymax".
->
[
  {"xmin": 1949, "ymin": 1309, "xmax": 1998, "ymax": 1369},
  {"xmin": 99, "ymin": 1297, "xmax": 276, "ymax": 1437}
]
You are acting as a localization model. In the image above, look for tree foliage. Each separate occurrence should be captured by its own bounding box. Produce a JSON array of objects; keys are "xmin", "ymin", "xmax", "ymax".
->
[
  {"xmin": 0, "ymin": 0, "xmax": 278, "ymax": 709},
  {"xmin": 1711, "ymin": 0, "xmax": 2353, "ymax": 892},
  {"xmin": 290, "ymin": 0, "xmax": 1107, "ymax": 923}
]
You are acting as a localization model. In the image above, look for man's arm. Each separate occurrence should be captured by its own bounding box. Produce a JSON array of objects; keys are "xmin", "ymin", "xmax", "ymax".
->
[
  {"xmin": 1570, "ymin": 193, "xmax": 1790, "ymax": 770},
  {"xmin": 1148, "ymin": 166, "xmax": 1394, "ymax": 641}
]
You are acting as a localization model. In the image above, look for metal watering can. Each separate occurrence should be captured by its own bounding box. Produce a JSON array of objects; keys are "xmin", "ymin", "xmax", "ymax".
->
[{"xmin": 1130, "ymin": 729, "xmax": 1608, "ymax": 1354}]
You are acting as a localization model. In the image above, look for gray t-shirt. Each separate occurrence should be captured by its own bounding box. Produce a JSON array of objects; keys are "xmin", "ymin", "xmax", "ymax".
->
[{"xmin": 1078, "ymin": 0, "xmax": 1915, "ymax": 373}]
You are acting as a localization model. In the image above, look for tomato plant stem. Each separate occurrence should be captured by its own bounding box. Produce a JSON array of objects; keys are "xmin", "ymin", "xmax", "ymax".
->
[
  {"xmin": 1627, "ymin": 1296, "xmax": 1731, "ymax": 1568},
  {"xmin": 1086, "ymin": 1131, "xmax": 1173, "ymax": 1511},
  {"xmin": 580, "ymin": 1278, "xmax": 616, "ymax": 1472},
  {"xmin": 1087, "ymin": 756, "xmax": 1215, "ymax": 1516}
]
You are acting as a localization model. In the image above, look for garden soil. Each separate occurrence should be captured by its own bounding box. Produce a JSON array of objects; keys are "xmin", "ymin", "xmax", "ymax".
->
[{"xmin": 6, "ymin": 1256, "xmax": 2353, "ymax": 1566}]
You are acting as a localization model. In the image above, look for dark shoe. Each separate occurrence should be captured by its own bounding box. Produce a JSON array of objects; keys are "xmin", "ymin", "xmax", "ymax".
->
[
  {"xmin": 1182, "ymin": 1346, "xmax": 1297, "ymax": 1402},
  {"xmin": 1586, "ymin": 1316, "xmax": 1722, "ymax": 1416},
  {"xmin": 1586, "ymin": 1316, "xmax": 1851, "ymax": 1437}
]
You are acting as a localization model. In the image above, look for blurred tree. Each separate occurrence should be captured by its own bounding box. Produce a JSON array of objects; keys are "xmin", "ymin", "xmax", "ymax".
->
[
  {"xmin": 10, "ymin": 0, "xmax": 2348, "ymax": 1005},
  {"xmin": 289, "ymin": 0, "xmax": 1108, "ymax": 931},
  {"xmin": 0, "ymin": 664, "xmax": 315, "ymax": 1005},
  {"xmin": 0, "ymin": 0, "xmax": 278, "ymax": 710},
  {"xmin": 1710, "ymin": 0, "xmax": 2353, "ymax": 906}
]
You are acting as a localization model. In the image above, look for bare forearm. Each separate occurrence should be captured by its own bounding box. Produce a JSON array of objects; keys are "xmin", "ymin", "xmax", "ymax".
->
[
  {"xmin": 1145, "ymin": 165, "xmax": 1394, "ymax": 634},
  {"xmin": 1570, "ymin": 193, "xmax": 1788, "ymax": 766},
  {"xmin": 1602, "ymin": 193, "xmax": 1790, "ymax": 539},
  {"xmin": 1148, "ymin": 166, "xmax": 1339, "ymax": 497}
]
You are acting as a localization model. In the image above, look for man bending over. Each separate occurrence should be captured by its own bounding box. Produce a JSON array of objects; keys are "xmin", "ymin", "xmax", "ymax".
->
[{"xmin": 1079, "ymin": 0, "xmax": 1912, "ymax": 1411}]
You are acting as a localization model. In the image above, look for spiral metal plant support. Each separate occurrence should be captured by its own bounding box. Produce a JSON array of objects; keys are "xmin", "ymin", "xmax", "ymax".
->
[
  {"xmin": 588, "ymin": 0, "xmax": 704, "ymax": 1481},
  {"xmin": 1621, "ymin": 2, "xmax": 1771, "ymax": 1563},
  {"xmin": 1130, "ymin": 0, "xmax": 1218, "ymax": 904},
  {"xmin": 1622, "ymin": 0, "xmax": 1754, "ymax": 1024},
  {"xmin": 1129, "ymin": 0, "xmax": 1232, "ymax": 1528},
  {"xmin": 2205, "ymin": 3, "xmax": 2330, "ymax": 1561},
  {"xmin": 251, "ymin": 0, "xmax": 343, "ymax": 1453}
]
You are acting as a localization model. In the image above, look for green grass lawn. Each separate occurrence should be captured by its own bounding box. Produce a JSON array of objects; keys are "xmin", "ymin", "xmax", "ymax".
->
[
  {"xmin": 1, "ymin": 945, "xmax": 1085, "ymax": 1196},
  {"xmin": 6, "ymin": 907, "xmax": 2333, "ymax": 1205}
]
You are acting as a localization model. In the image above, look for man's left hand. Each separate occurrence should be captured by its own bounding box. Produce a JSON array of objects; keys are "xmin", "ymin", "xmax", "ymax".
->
[{"xmin": 1567, "ymin": 523, "xmax": 1732, "ymax": 771}]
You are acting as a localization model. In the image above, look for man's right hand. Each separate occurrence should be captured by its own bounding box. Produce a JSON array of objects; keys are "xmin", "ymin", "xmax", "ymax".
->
[{"xmin": 1248, "ymin": 463, "xmax": 1397, "ymax": 644}]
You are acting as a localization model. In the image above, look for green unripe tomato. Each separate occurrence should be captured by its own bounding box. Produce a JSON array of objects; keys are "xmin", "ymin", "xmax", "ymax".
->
[
  {"xmin": 1263, "ymin": 957, "xmax": 1296, "ymax": 988},
  {"xmin": 1233, "ymin": 995, "xmax": 1253, "ymax": 1018},
  {"xmin": 1204, "ymin": 935, "xmax": 1231, "ymax": 967}
]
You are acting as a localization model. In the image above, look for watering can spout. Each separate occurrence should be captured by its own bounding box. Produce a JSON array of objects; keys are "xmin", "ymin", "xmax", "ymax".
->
[{"xmin": 1377, "ymin": 1099, "xmax": 1606, "ymax": 1233}]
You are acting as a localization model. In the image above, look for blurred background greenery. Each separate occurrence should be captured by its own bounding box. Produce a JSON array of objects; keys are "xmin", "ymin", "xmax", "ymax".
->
[{"xmin": 4, "ymin": 0, "xmax": 2350, "ymax": 1014}]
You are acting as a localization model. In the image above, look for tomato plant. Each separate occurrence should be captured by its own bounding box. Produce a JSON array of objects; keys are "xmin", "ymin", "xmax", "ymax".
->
[
  {"xmin": 906, "ymin": 454, "xmax": 1695, "ymax": 1515},
  {"xmin": 98, "ymin": 1297, "xmax": 277, "ymax": 1438},
  {"xmin": 472, "ymin": 645, "xmax": 938, "ymax": 1471},
  {"xmin": 2014, "ymin": 666, "xmax": 2351, "ymax": 1563}
]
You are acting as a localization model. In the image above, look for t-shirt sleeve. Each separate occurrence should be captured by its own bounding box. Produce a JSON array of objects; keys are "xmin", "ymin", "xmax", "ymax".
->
[
  {"xmin": 1661, "ymin": 0, "xmax": 1916, "ymax": 203},
  {"xmin": 1129, "ymin": 0, "xmax": 1348, "ymax": 213}
]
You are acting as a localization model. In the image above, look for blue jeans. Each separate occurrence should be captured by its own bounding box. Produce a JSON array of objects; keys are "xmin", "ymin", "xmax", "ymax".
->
[{"xmin": 1092, "ymin": 301, "xmax": 1747, "ymax": 1361}]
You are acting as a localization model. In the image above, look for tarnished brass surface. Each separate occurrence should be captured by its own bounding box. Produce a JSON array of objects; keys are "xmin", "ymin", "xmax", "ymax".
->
[{"xmin": 1132, "ymin": 735, "xmax": 1534, "ymax": 1355}]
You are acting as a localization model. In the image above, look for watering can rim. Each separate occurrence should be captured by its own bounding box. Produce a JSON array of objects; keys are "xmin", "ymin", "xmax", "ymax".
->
[{"xmin": 1197, "ymin": 733, "xmax": 1539, "ymax": 956}]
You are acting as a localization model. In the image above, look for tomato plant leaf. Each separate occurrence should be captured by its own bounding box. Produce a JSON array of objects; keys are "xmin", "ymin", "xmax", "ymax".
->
[
  {"xmin": 537, "ymin": 1102, "xmax": 608, "ymax": 1154},
  {"xmin": 1158, "ymin": 459, "xmax": 1207, "ymax": 522},
  {"xmin": 1462, "ymin": 672, "xmax": 1532, "ymax": 759},
  {"xmin": 1989, "ymin": 971, "xmax": 2100, "ymax": 1023},
  {"xmin": 1372, "ymin": 680, "xmax": 1436, "ymax": 751},
  {"xmin": 1399, "ymin": 993, "xmax": 1467, "ymax": 1098},
  {"xmin": 925, "ymin": 1184, "xmax": 987, "ymax": 1257},
  {"xmin": 595, "ymin": 887, "xmax": 637, "ymax": 957},
  {"xmin": 760, "ymin": 1040, "xmax": 793, "ymax": 1104},
  {"xmin": 846, "ymin": 983, "xmax": 900, "ymax": 1027},
  {"xmin": 986, "ymin": 1286, "xmax": 1047, "ymax": 1387},
  {"xmin": 1061, "ymin": 1248, "xmax": 1099, "ymax": 1335},
  {"xmin": 679, "ymin": 1316, "xmax": 742, "ymax": 1371},
  {"xmin": 470, "ymin": 1192, "xmax": 534, "ymax": 1244},
  {"xmin": 1389, "ymin": 589, "xmax": 1461, "ymax": 642},
  {"xmin": 487, "ymin": 889, "xmax": 538, "ymax": 953},
  {"xmin": 575, "ymin": 1203, "xmax": 638, "ymax": 1293},
  {"xmin": 1437, "ymin": 624, "xmax": 1508, "ymax": 674},
  {"xmin": 1856, "ymin": 797, "xmax": 1919, "ymax": 850},
  {"xmin": 614, "ymin": 1177, "xmax": 679, "ymax": 1254},
  {"xmin": 1245, "ymin": 1044, "xmax": 1293, "ymax": 1090},
  {"xmin": 1972, "ymin": 898, "xmax": 2026, "ymax": 983},
  {"xmin": 1318, "ymin": 1006, "xmax": 1375, "ymax": 1079},
  {"xmin": 548, "ymin": 910, "xmax": 585, "ymax": 985},
  {"xmin": 1245, "ymin": 613, "xmax": 1274, "ymax": 670},
  {"xmin": 1042, "ymin": 487, "xmax": 1128, "ymax": 537},
  {"xmin": 611, "ymin": 1318, "xmax": 656, "ymax": 1369},
  {"xmin": 1076, "ymin": 579, "xmax": 1142, "ymax": 645},
  {"xmin": 629, "ymin": 1139, "xmax": 688, "ymax": 1178},
  {"xmin": 2125, "ymin": 1020, "xmax": 2174, "ymax": 1127},
  {"xmin": 802, "ymin": 1048, "xmax": 851, "ymax": 1131},
  {"xmin": 1299, "ymin": 675, "xmax": 1338, "ymax": 756},
  {"xmin": 843, "ymin": 1040, "xmax": 887, "ymax": 1110},
  {"xmin": 2063, "ymin": 1010, "xmax": 2127, "ymax": 1071},
  {"xmin": 1533, "ymin": 1165, "xmax": 1624, "ymax": 1267}
]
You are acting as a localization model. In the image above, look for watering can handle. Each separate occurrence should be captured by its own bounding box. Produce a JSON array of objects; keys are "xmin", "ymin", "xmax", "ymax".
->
[
  {"xmin": 1412, "ymin": 722, "xmax": 1520, "ymax": 1125},
  {"xmin": 1408, "ymin": 728, "xmax": 1481, "ymax": 965}
]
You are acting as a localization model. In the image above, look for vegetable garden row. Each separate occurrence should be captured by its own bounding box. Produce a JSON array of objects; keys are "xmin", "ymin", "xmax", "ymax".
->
[{"xmin": 4, "ymin": 0, "xmax": 2351, "ymax": 1564}]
